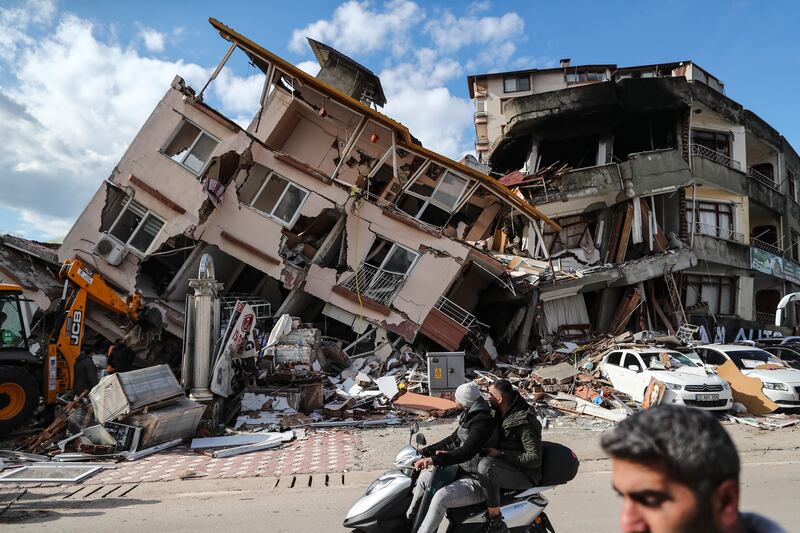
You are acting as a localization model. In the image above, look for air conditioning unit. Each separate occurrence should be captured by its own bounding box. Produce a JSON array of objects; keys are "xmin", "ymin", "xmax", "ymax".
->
[{"xmin": 93, "ymin": 233, "xmax": 128, "ymax": 266}]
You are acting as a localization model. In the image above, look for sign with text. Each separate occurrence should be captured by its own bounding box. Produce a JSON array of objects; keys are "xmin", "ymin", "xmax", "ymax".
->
[{"xmin": 689, "ymin": 315, "xmax": 791, "ymax": 344}]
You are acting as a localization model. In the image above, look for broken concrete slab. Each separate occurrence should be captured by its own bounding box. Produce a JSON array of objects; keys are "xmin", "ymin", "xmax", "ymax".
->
[{"xmin": 531, "ymin": 362, "xmax": 577, "ymax": 384}]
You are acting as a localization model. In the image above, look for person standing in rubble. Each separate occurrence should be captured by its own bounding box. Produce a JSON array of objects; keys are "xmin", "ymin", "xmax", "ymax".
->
[
  {"xmin": 602, "ymin": 405, "xmax": 785, "ymax": 533},
  {"xmin": 107, "ymin": 339, "xmax": 134, "ymax": 374},
  {"xmin": 479, "ymin": 378, "xmax": 543, "ymax": 533},
  {"xmin": 72, "ymin": 349, "xmax": 99, "ymax": 395},
  {"xmin": 409, "ymin": 382, "xmax": 498, "ymax": 533}
]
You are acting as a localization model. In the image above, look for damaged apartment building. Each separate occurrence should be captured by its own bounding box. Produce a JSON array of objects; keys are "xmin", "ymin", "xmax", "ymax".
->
[
  {"xmin": 468, "ymin": 59, "xmax": 800, "ymax": 344},
  {"xmin": 58, "ymin": 19, "xmax": 564, "ymax": 366}
]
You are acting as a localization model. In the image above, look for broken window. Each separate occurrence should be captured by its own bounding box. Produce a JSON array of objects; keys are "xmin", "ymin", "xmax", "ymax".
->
[
  {"xmin": 684, "ymin": 275, "xmax": 736, "ymax": 316},
  {"xmin": 162, "ymin": 120, "xmax": 220, "ymax": 175},
  {"xmin": 788, "ymin": 170, "xmax": 797, "ymax": 202},
  {"xmin": 249, "ymin": 171, "xmax": 309, "ymax": 227},
  {"xmin": 339, "ymin": 237, "xmax": 418, "ymax": 305},
  {"xmin": 107, "ymin": 198, "xmax": 165, "ymax": 254},
  {"xmin": 538, "ymin": 134, "xmax": 598, "ymax": 170},
  {"xmin": 612, "ymin": 112, "xmax": 678, "ymax": 161},
  {"xmin": 397, "ymin": 163, "xmax": 471, "ymax": 227},
  {"xmin": 335, "ymin": 120, "xmax": 393, "ymax": 190},
  {"xmin": 503, "ymin": 74, "xmax": 530, "ymax": 93},
  {"xmin": 792, "ymin": 231, "xmax": 800, "ymax": 262},
  {"xmin": 685, "ymin": 200, "xmax": 736, "ymax": 241},
  {"xmin": 692, "ymin": 130, "xmax": 730, "ymax": 157}
]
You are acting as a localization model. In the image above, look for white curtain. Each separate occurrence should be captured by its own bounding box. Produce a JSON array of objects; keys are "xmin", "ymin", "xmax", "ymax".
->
[{"xmin": 542, "ymin": 294, "xmax": 590, "ymax": 335}]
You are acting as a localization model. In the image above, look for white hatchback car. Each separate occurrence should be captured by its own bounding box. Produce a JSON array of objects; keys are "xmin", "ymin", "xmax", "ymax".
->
[
  {"xmin": 695, "ymin": 344, "xmax": 800, "ymax": 408},
  {"xmin": 600, "ymin": 348, "xmax": 733, "ymax": 410}
]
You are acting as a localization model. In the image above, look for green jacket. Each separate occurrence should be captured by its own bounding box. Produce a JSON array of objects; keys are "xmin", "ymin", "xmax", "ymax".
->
[{"xmin": 495, "ymin": 392, "xmax": 543, "ymax": 483}]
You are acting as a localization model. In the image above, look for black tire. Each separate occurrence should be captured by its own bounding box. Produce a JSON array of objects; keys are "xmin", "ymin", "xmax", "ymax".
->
[{"xmin": 0, "ymin": 366, "xmax": 39, "ymax": 434}]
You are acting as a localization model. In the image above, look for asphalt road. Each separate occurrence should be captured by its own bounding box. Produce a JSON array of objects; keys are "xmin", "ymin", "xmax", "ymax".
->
[{"xmin": 2, "ymin": 448, "xmax": 798, "ymax": 532}]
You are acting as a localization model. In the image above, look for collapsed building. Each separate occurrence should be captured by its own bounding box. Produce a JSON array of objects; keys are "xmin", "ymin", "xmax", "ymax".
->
[
  {"xmin": 57, "ymin": 19, "xmax": 563, "ymax": 367},
  {"xmin": 468, "ymin": 59, "xmax": 800, "ymax": 344}
]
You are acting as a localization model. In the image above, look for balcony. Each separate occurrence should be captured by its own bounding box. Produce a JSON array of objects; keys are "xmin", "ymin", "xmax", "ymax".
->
[
  {"xmin": 755, "ymin": 311, "xmax": 777, "ymax": 324},
  {"xmin": 434, "ymin": 296, "xmax": 478, "ymax": 330},
  {"xmin": 691, "ymin": 223, "xmax": 743, "ymax": 243},
  {"xmin": 747, "ymin": 166, "xmax": 779, "ymax": 190},
  {"xmin": 338, "ymin": 263, "xmax": 407, "ymax": 306},
  {"xmin": 690, "ymin": 226, "xmax": 749, "ymax": 269},
  {"xmin": 751, "ymin": 237, "xmax": 782, "ymax": 257},
  {"xmin": 420, "ymin": 296, "xmax": 478, "ymax": 351},
  {"xmin": 691, "ymin": 144, "xmax": 741, "ymax": 171}
]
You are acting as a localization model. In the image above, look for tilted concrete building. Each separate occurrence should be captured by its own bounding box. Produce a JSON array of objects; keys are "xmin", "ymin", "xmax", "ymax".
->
[
  {"xmin": 468, "ymin": 60, "xmax": 800, "ymax": 343},
  {"xmin": 59, "ymin": 19, "xmax": 562, "ymax": 362}
]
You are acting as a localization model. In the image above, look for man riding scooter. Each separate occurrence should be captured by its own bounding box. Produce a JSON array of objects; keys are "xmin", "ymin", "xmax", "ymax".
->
[
  {"xmin": 409, "ymin": 382, "xmax": 498, "ymax": 533},
  {"xmin": 478, "ymin": 379, "xmax": 543, "ymax": 533}
]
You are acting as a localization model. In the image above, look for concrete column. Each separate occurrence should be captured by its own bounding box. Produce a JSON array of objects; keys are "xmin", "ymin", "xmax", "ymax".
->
[
  {"xmin": 514, "ymin": 289, "xmax": 540, "ymax": 355},
  {"xmin": 189, "ymin": 254, "xmax": 220, "ymax": 403},
  {"xmin": 596, "ymin": 287, "xmax": 622, "ymax": 333}
]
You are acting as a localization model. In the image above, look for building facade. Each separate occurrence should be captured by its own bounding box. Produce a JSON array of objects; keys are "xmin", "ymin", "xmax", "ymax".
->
[{"xmin": 468, "ymin": 60, "xmax": 800, "ymax": 343}]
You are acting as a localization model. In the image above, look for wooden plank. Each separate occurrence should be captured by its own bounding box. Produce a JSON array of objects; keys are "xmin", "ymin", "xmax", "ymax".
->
[
  {"xmin": 615, "ymin": 204, "xmax": 634, "ymax": 264},
  {"xmin": 610, "ymin": 287, "xmax": 641, "ymax": 335},
  {"xmin": 652, "ymin": 298, "xmax": 676, "ymax": 335},
  {"xmin": 605, "ymin": 209, "xmax": 624, "ymax": 263},
  {"xmin": 640, "ymin": 199, "xmax": 652, "ymax": 251},
  {"xmin": 653, "ymin": 229, "xmax": 669, "ymax": 252}
]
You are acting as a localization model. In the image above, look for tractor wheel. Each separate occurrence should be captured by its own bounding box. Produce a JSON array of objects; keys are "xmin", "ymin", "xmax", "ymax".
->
[{"xmin": 0, "ymin": 366, "xmax": 39, "ymax": 434}]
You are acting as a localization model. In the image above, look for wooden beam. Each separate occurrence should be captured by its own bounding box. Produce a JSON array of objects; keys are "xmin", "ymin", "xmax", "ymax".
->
[
  {"xmin": 615, "ymin": 204, "xmax": 634, "ymax": 264},
  {"xmin": 610, "ymin": 286, "xmax": 641, "ymax": 335}
]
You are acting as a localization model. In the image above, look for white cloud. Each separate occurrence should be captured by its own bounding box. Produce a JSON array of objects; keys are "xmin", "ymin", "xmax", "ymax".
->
[
  {"xmin": 0, "ymin": 4, "xmax": 259, "ymax": 240},
  {"xmin": 425, "ymin": 11, "xmax": 524, "ymax": 55},
  {"xmin": 0, "ymin": 0, "xmax": 56, "ymax": 61},
  {"xmin": 288, "ymin": 0, "xmax": 423, "ymax": 57},
  {"xmin": 138, "ymin": 27, "xmax": 166, "ymax": 52},
  {"xmin": 296, "ymin": 60, "xmax": 320, "ymax": 76}
]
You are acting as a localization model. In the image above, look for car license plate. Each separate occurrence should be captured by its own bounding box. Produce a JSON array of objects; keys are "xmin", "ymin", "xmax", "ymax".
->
[{"xmin": 696, "ymin": 394, "xmax": 719, "ymax": 401}]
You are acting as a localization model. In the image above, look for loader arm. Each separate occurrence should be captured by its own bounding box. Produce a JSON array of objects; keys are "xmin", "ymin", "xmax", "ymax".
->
[{"xmin": 44, "ymin": 258, "xmax": 143, "ymax": 405}]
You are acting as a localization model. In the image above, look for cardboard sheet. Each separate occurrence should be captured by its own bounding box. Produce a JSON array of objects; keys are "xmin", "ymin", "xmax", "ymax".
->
[
  {"xmin": 716, "ymin": 360, "xmax": 779, "ymax": 415},
  {"xmin": 392, "ymin": 392, "xmax": 457, "ymax": 412}
]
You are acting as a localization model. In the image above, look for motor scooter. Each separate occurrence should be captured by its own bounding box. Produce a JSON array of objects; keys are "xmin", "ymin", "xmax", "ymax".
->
[{"xmin": 343, "ymin": 423, "xmax": 579, "ymax": 532}]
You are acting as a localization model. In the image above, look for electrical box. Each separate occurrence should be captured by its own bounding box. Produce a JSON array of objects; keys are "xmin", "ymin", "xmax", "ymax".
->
[{"xmin": 427, "ymin": 352, "xmax": 465, "ymax": 396}]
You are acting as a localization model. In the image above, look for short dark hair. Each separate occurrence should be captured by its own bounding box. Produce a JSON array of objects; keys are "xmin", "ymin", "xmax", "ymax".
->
[
  {"xmin": 490, "ymin": 379, "xmax": 515, "ymax": 401},
  {"xmin": 601, "ymin": 405, "xmax": 739, "ymax": 498}
]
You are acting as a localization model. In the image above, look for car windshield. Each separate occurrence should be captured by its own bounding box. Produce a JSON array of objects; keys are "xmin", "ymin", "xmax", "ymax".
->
[
  {"xmin": 641, "ymin": 351, "xmax": 699, "ymax": 370},
  {"xmin": 726, "ymin": 349, "xmax": 785, "ymax": 369}
]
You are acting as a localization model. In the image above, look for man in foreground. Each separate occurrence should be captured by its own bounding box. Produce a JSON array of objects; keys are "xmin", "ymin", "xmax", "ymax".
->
[
  {"xmin": 601, "ymin": 404, "xmax": 785, "ymax": 533},
  {"xmin": 479, "ymin": 378, "xmax": 543, "ymax": 533}
]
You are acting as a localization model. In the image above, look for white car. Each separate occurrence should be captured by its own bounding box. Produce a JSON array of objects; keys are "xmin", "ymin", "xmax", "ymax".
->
[
  {"xmin": 695, "ymin": 344, "xmax": 800, "ymax": 408},
  {"xmin": 600, "ymin": 348, "xmax": 733, "ymax": 410}
]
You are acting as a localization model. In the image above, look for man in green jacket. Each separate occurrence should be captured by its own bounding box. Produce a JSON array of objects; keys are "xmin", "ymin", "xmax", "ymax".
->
[{"xmin": 478, "ymin": 378, "xmax": 543, "ymax": 533}]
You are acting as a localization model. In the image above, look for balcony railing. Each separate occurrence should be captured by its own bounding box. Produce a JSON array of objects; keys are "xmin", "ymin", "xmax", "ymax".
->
[
  {"xmin": 434, "ymin": 296, "xmax": 478, "ymax": 330},
  {"xmin": 691, "ymin": 144, "xmax": 741, "ymax": 171},
  {"xmin": 747, "ymin": 167, "xmax": 780, "ymax": 190},
  {"xmin": 751, "ymin": 238, "xmax": 783, "ymax": 256},
  {"xmin": 339, "ymin": 263, "xmax": 407, "ymax": 306},
  {"xmin": 691, "ymin": 222, "xmax": 743, "ymax": 243},
  {"xmin": 755, "ymin": 311, "xmax": 776, "ymax": 324}
]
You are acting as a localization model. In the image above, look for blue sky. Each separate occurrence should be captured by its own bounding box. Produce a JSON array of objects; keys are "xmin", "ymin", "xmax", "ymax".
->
[{"xmin": 1, "ymin": 0, "xmax": 798, "ymax": 241}]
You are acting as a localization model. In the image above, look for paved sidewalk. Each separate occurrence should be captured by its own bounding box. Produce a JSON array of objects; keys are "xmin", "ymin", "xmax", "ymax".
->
[{"xmin": 86, "ymin": 429, "xmax": 356, "ymax": 485}]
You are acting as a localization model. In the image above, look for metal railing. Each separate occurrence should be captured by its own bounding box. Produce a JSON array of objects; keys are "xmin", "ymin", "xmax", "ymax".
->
[
  {"xmin": 339, "ymin": 263, "xmax": 407, "ymax": 306},
  {"xmin": 691, "ymin": 144, "xmax": 741, "ymax": 171},
  {"xmin": 747, "ymin": 167, "xmax": 779, "ymax": 190},
  {"xmin": 691, "ymin": 222, "xmax": 743, "ymax": 243},
  {"xmin": 434, "ymin": 296, "xmax": 478, "ymax": 330},
  {"xmin": 755, "ymin": 311, "xmax": 776, "ymax": 324},
  {"xmin": 751, "ymin": 238, "xmax": 783, "ymax": 256}
]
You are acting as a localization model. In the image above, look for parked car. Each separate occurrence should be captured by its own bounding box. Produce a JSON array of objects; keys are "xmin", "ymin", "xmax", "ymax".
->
[
  {"xmin": 759, "ymin": 345, "xmax": 800, "ymax": 371},
  {"xmin": 599, "ymin": 348, "xmax": 733, "ymax": 410},
  {"xmin": 695, "ymin": 344, "xmax": 800, "ymax": 407},
  {"xmin": 755, "ymin": 336, "xmax": 800, "ymax": 346}
]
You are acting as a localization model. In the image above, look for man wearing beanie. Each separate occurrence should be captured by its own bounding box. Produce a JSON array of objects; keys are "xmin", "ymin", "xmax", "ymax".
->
[{"xmin": 407, "ymin": 382, "xmax": 498, "ymax": 533}]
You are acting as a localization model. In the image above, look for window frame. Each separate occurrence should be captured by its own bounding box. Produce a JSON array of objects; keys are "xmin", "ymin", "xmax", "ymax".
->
[
  {"xmin": 503, "ymin": 74, "xmax": 531, "ymax": 93},
  {"xmin": 106, "ymin": 197, "xmax": 166, "ymax": 255},
  {"xmin": 692, "ymin": 129, "xmax": 731, "ymax": 157},
  {"xmin": 684, "ymin": 274, "xmax": 737, "ymax": 316},
  {"xmin": 367, "ymin": 240, "xmax": 420, "ymax": 279},
  {"xmin": 249, "ymin": 170, "xmax": 310, "ymax": 228},
  {"xmin": 161, "ymin": 118, "xmax": 221, "ymax": 177},
  {"xmin": 397, "ymin": 161, "xmax": 473, "ymax": 227},
  {"xmin": 685, "ymin": 199, "xmax": 736, "ymax": 240}
]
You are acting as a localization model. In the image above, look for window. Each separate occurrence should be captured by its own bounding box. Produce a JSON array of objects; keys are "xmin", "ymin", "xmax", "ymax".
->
[
  {"xmin": 107, "ymin": 198, "xmax": 165, "ymax": 254},
  {"xmin": 773, "ymin": 348, "xmax": 800, "ymax": 364},
  {"xmin": 684, "ymin": 275, "xmax": 737, "ymax": 316},
  {"xmin": 340, "ymin": 237, "xmax": 419, "ymax": 305},
  {"xmin": 789, "ymin": 170, "xmax": 797, "ymax": 203},
  {"xmin": 566, "ymin": 69, "xmax": 607, "ymax": 83},
  {"xmin": 685, "ymin": 200, "xmax": 736, "ymax": 240},
  {"xmin": 162, "ymin": 120, "xmax": 219, "ymax": 175},
  {"xmin": 792, "ymin": 231, "xmax": 800, "ymax": 262},
  {"xmin": 503, "ymin": 74, "xmax": 530, "ymax": 93},
  {"xmin": 699, "ymin": 349, "xmax": 728, "ymax": 366},
  {"xmin": 0, "ymin": 294, "xmax": 25, "ymax": 348},
  {"xmin": 622, "ymin": 353, "xmax": 642, "ymax": 371},
  {"xmin": 397, "ymin": 163, "xmax": 471, "ymax": 228},
  {"xmin": 606, "ymin": 351, "xmax": 623, "ymax": 366},
  {"xmin": 250, "ymin": 172, "xmax": 309, "ymax": 227},
  {"xmin": 475, "ymin": 99, "xmax": 487, "ymax": 114},
  {"xmin": 692, "ymin": 130, "xmax": 730, "ymax": 157}
]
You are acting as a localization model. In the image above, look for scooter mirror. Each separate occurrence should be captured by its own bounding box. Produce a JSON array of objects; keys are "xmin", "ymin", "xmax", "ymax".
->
[
  {"xmin": 415, "ymin": 433, "xmax": 427, "ymax": 447},
  {"xmin": 410, "ymin": 422, "xmax": 419, "ymax": 435}
]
